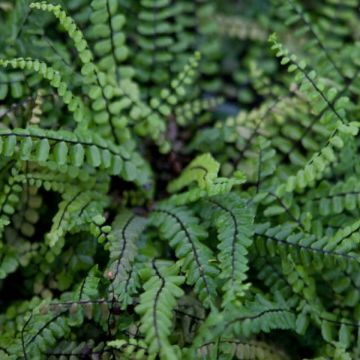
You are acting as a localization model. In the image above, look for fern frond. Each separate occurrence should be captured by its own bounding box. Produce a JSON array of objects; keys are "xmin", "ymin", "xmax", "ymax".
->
[
  {"xmin": 303, "ymin": 176, "xmax": 360, "ymax": 216},
  {"xmin": 87, "ymin": 0, "xmax": 131, "ymax": 82},
  {"xmin": 166, "ymin": 176, "xmax": 245, "ymax": 206},
  {"xmin": 22, "ymin": 308, "xmax": 71, "ymax": 359},
  {"xmin": 75, "ymin": 266, "xmax": 101, "ymax": 301},
  {"xmin": 107, "ymin": 338, "xmax": 148, "ymax": 359},
  {"xmin": 45, "ymin": 189, "xmax": 105, "ymax": 262},
  {"xmin": 0, "ymin": 166, "xmax": 22, "ymax": 240},
  {"xmin": 150, "ymin": 204, "xmax": 218, "ymax": 307},
  {"xmin": 190, "ymin": 296, "xmax": 295, "ymax": 355},
  {"xmin": 201, "ymin": 193, "xmax": 254, "ymax": 306},
  {"xmin": 254, "ymin": 223, "xmax": 360, "ymax": 270},
  {"xmin": 225, "ymin": 295, "xmax": 296, "ymax": 338},
  {"xmin": 135, "ymin": 52, "xmax": 202, "ymax": 153},
  {"xmin": 275, "ymin": 123, "xmax": 359, "ymax": 197},
  {"xmin": 269, "ymin": 34, "xmax": 350, "ymax": 126},
  {"xmin": 0, "ymin": 127, "xmax": 151, "ymax": 183},
  {"xmin": 135, "ymin": 261, "xmax": 184, "ymax": 359},
  {"xmin": 274, "ymin": 0, "xmax": 345, "ymax": 80},
  {"xmin": 106, "ymin": 210, "xmax": 147, "ymax": 307},
  {"xmin": 0, "ymin": 57, "xmax": 86, "ymax": 124},
  {"xmin": 29, "ymin": 1, "xmax": 142, "ymax": 144},
  {"xmin": 29, "ymin": 2, "xmax": 93, "ymax": 67},
  {"xmin": 167, "ymin": 153, "xmax": 220, "ymax": 193}
]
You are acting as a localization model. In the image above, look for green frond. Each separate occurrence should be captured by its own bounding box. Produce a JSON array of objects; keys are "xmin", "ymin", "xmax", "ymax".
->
[
  {"xmin": 275, "ymin": 123, "xmax": 360, "ymax": 197},
  {"xmin": 189, "ymin": 296, "xmax": 295, "ymax": 356},
  {"xmin": 269, "ymin": 34, "xmax": 351, "ymax": 126},
  {"xmin": 273, "ymin": 0, "xmax": 345, "ymax": 80},
  {"xmin": 135, "ymin": 261, "xmax": 184, "ymax": 359},
  {"xmin": 106, "ymin": 210, "xmax": 147, "ymax": 307},
  {"xmin": 107, "ymin": 338, "xmax": 148, "ymax": 359},
  {"xmin": 303, "ymin": 176, "xmax": 360, "ymax": 216},
  {"xmin": 0, "ymin": 0, "xmax": 359, "ymax": 357},
  {"xmin": 254, "ymin": 223, "xmax": 360, "ymax": 270},
  {"xmin": 134, "ymin": 52, "xmax": 202, "ymax": 153},
  {"xmin": 201, "ymin": 193, "xmax": 254, "ymax": 306},
  {"xmin": 150, "ymin": 204, "xmax": 218, "ymax": 307},
  {"xmin": 75, "ymin": 266, "xmax": 101, "ymax": 301},
  {"xmin": 225, "ymin": 296, "xmax": 296, "ymax": 338},
  {"xmin": 0, "ymin": 166, "xmax": 23, "ymax": 241},
  {"xmin": 0, "ymin": 57, "xmax": 86, "ymax": 124},
  {"xmin": 87, "ymin": 0, "xmax": 132, "ymax": 82},
  {"xmin": 166, "ymin": 176, "xmax": 245, "ymax": 206},
  {"xmin": 29, "ymin": 2, "xmax": 93, "ymax": 67},
  {"xmin": 167, "ymin": 153, "xmax": 220, "ymax": 193},
  {"xmin": 45, "ymin": 189, "xmax": 107, "ymax": 262},
  {"xmin": 249, "ymin": 136, "xmax": 278, "ymax": 195},
  {"xmin": 175, "ymin": 97, "xmax": 223, "ymax": 127},
  {"xmin": 0, "ymin": 127, "xmax": 151, "ymax": 183},
  {"xmin": 22, "ymin": 308, "xmax": 72, "ymax": 359}
]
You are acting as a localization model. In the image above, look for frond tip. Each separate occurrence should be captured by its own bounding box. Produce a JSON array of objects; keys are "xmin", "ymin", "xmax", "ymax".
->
[{"xmin": 167, "ymin": 153, "xmax": 220, "ymax": 193}]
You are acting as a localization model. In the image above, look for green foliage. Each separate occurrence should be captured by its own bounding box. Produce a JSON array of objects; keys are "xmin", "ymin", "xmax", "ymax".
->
[
  {"xmin": 135, "ymin": 261, "xmax": 184, "ymax": 359},
  {"xmin": 201, "ymin": 194, "xmax": 254, "ymax": 306},
  {"xmin": 87, "ymin": 0, "xmax": 131, "ymax": 82},
  {"xmin": 150, "ymin": 204, "xmax": 218, "ymax": 308},
  {"xmin": 105, "ymin": 210, "xmax": 147, "ymax": 308},
  {"xmin": 0, "ymin": 0, "xmax": 359, "ymax": 359},
  {"xmin": 0, "ymin": 57, "xmax": 86, "ymax": 124}
]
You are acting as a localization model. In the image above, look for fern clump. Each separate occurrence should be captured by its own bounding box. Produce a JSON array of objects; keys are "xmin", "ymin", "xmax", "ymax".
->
[{"xmin": 0, "ymin": 0, "xmax": 359, "ymax": 359}]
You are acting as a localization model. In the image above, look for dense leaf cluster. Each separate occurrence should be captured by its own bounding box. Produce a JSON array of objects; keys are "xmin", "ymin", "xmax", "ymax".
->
[{"xmin": 0, "ymin": 0, "xmax": 359, "ymax": 359}]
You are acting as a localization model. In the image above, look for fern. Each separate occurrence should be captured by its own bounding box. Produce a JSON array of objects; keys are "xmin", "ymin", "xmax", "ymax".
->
[
  {"xmin": 0, "ymin": 0, "xmax": 359, "ymax": 359},
  {"xmin": 135, "ymin": 261, "xmax": 184, "ymax": 359},
  {"xmin": 150, "ymin": 204, "xmax": 218, "ymax": 307},
  {"xmin": 201, "ymin": 193, "xmax": 254, "ymax": 306},
  {"xmin": 106, "ymin": 210, "xmax": 147, "ymax": 307},
  {"xmin": 87, "ymin": 0, "xmax": 132, "ymax": 82}
]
